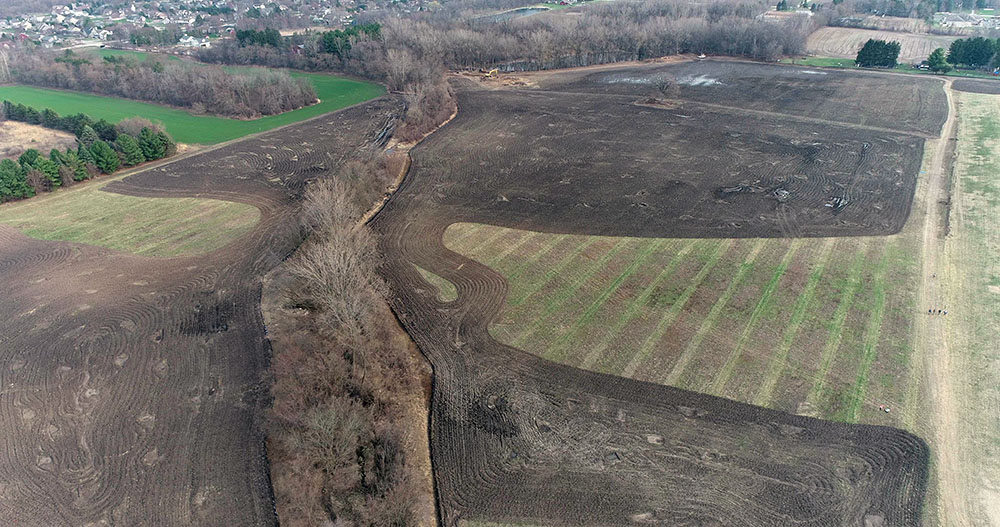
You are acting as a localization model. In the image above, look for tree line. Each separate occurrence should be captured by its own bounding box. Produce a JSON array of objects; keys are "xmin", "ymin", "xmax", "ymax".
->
[
  {"xmin": 200, "ymin": 0, "xmax": 809, "ymax": 77},
  {"xmin": 1, "ymin": 102, "xmax": 175, "ymax": 203},
  {"xmin": 855, "ymin": 38, "xmax": 901, "ymax": 67},
  {"xmin": 8, "ymin": 50, "xmax": 318, "ymax": 119},
  {"xmin": 946, "ymin": 37, "xmax": 1000, "ymax": 70}
]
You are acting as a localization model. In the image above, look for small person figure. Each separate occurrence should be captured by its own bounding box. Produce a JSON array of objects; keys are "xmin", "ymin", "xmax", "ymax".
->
[
  {"xmin": 879, "ymin": 405, "xmax": 885, "ymax": 411},
  {"xmin": 928, "ymin": 309, "xmax": 933, "ymax": 314}
]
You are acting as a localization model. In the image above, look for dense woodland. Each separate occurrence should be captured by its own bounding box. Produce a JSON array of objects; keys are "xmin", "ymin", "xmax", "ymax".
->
[
  {"xmin": 0, "ymin": 103, "xmax": 174, "ymax": 202},
  {"xmin": 202, "ymin": 0, "xmax": 809, "ymax": 75},
  {"xmin": 7, "ymin": 51, "xmax": 317, "ymax": 119}
]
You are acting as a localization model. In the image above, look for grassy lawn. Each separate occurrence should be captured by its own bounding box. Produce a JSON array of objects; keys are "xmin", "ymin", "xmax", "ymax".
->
[
  {"xmin": 781, "ymin": 56, "xmax": 1000, "ymax": 80},
  {"xmin": 0, "ymin": 176, "xmax": 259, "ymax": 257},
  {"xmin": 0, "ymin": 60, "xmax": 384, "ymax": 144},
  {"xmin": 944, "ymin": 91, "xmax": 1000, "ymax": 521},
  {"xmin": 444, "ymin": 223, "xmax": 919, "ymax": 427}
]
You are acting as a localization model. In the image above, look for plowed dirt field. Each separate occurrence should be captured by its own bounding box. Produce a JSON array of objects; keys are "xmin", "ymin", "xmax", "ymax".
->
[
  {"xmin": 0, "ymin": 98, "xmax": 404, "ymax": 525},
  {"xmin": 371, "ymin": 60, "xmax": 941, "ymax": 525}
]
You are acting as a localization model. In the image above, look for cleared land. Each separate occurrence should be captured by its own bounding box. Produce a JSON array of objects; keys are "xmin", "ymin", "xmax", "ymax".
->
[
  {"xmin": 807, "ymin": 27, "xmax": 959, "ymax": 63},
  {"xmin": 0, "ymin": 73, "xmax": 384, "ymax": 144},
  {"xmin": 0, "ymin": 176, "xmax": 259, "ymax": 257},
  {"xmin": 0, "ymin": 96, "xmax": 405, "ymax": 525},
  {"xmin": 371, "ymin": 60, "xmax": 937, "ymax": 526},
  {"xmin": 0, "ymin": 120, "xmax": 78, "ymax": 160}
]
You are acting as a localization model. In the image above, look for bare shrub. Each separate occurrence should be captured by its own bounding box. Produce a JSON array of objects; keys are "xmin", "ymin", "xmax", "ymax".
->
[{"xmin": 116, "ymin": 117, "xmax": 166, "ymax": 136}]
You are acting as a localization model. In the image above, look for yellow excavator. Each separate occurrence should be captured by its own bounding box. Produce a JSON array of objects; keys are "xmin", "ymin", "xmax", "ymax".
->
[{"xmin": 481, "ymin": 68, "xmax": 499, "ymax": 79}]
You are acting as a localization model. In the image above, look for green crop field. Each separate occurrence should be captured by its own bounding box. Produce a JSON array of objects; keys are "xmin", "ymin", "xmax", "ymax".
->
[
  {"xmin": 0, "ymin": 176, "xmax": 259, "ymax": 257},
  {"xmin": 0, "ymin": 64, "xmax": 384, "ymax": 144},
  {"xmin": 444, "ymin": 221, "xmax": 922, "ymax": 427}
]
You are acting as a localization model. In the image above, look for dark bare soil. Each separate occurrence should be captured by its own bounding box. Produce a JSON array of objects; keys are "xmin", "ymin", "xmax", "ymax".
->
[
  {"xmin": 409, "ymin": 88, "xmax": 923, "ymax": 239},
  {"xmin": 535, "ymin": 60, "xmax": 948, "ymax": 137},
  {"xmin": 371, "ymin": 60, "xmax": 934, "ymax": 525},
  {"xmin": 0, "ymin": 98, "xmax": 404, "ymax": 526},
  {"xmin": 951, "ymin": 78, "xmax": 1000, "ymax": 94}
]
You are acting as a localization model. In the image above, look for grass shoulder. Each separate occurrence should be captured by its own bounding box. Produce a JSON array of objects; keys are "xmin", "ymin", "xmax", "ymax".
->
[{"xmin": 781, "ymin": 56, "xmax": 1000, "ymax": 80}]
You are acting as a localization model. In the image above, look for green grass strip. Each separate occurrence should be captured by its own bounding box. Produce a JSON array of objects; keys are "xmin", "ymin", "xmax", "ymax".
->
[
  {"xmin": 579, "ymin": 239, "xmax": 697, "ymax": 369},
  {"xmin": 804, "ymin": 241, "xmax": 871, "ymax": 410},
  {"xmin": 708, "ymin": 239, "xmax": 802, "ymax": 395},
  {"xmin": 546, "ymin": 239, "xmax": 669, "ymax": 363},
  {"xmin": 620, "ymin": 240, "xmax": 733, "ymax": 378},
  {"xmin": 507, "ymin": 237, "xmax": 602, "ymax": 308},
  {"xmin": 754, "ymin": 238, "xmax": 836, "ymax": 407},
  {"xmin": 510, "ymin": 239, "xmax": 631, "ymax": 348},
  {"xmin": 484, "ymin": 230, "xmax": 539, "ymax": 267},
  {"xmin": 0, "ymin": 179, "xmax": 258, "ymax": 257},
  {"xmin": 504, "ymin": 233, "xmax": 569, "ymax": 284},
  {"xmin": 663, "ymin": 239, "xmax": 767, "ymax": 386},
  {"xmin": 447, "ymin": 223, "xmax": 512, "ymax": 257},
  {"xmin": 413, "ymin": 264, "xmax": 458, "ymax": 302},
  {"xmin": 844, "ymin": 242, "xmax": 892, "ymax": 423},
  {"xmin": 443, "ymin": 223, "xmax": 485, "ymax": 250}
]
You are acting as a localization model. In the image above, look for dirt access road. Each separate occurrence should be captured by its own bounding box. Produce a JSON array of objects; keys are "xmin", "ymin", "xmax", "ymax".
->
[{"xmin": 916, "ymin": 79, "xmax": 1000, "ymax": 527}]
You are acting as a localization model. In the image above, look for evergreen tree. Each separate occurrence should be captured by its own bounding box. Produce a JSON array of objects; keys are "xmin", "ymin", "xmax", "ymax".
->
[
  {"xmin": 158, "ymin": 131, "xmax": 176, "ymax": 157},
  {"xmin": 856, "ymin": 39, "xmax": 901, "ymax": 68},
  {"xmin": 24, "ymin": 106, "xmax": 41, "ymax": 124},
  {"xmin": 928, "ymin": 48, "xmax": 952, "ymax": 73},
  {"xmin": 64, "ymin": 150, "xmax": 89, "ymax": 181},
  {"xmin": 18, "ymin": 149, "xmax": 41, "ymax": 168},
  {"xmin": 41, "ymin": 108, "xmax": 60, "ymax": 128},
  {"xmin": 92, "ymin": 119, "xmax": 118, "ymax": 142},
  {"xmin": 115, "ymin": 134, "xmax": 145, "ymax": 166},
  {"xmin": 0, "ymin": 158, "xmax": 33, "ymax": 202},
  {"xmin": 77, "ymin": 142, "xmax": 96, "ymax": 164},
  {"xmin": 32, "ymin": 158, "xmax": 61, "ymax": 188},
  {"xmin": 91, "ymin": 140, "xmax": 120, "ymax": 174},
  {"xmin": 138, "ymin": 127, "xmax": 166, "ymax": 160},
  {"xmin": 49, "ymin": 148, "xmax": 67, "ymax": 165},
  {"xmin": 78, "ymin": 125, "xmax": 100, "ymax": 148}
]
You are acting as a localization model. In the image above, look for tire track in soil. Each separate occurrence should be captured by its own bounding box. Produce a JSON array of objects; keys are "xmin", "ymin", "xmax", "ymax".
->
[{"xmin": 370, "ymin": 65, "xmax": 932, "ymax": 525}]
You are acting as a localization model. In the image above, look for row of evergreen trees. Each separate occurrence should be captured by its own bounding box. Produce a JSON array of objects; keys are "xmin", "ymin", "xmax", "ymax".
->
[
  {"xmin": 946, "ymin": 37, "xmax": 1000, "ymax": 70},
  {"xmin": 855, "ymin": 39, "xmax": 902, "ymax": 68},
  {"xmin": 1, "ymin": 102, "xmax": 175, "ymax": 203}
]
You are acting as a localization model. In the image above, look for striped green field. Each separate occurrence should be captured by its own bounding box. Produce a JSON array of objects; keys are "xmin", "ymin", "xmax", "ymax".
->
[
  {"xmin": 0, "ymin": 175, "xmax": 259, "ymax": 257},
  {"xmin": 444, "ymin": 224, "xmax": 921, "ymax": 426}
]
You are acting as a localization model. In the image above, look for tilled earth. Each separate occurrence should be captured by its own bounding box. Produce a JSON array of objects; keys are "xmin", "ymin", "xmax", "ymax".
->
[
  {"xmin": 0, "ymin": 97, "xmax": 404, "ymax": 526},
  {"xmin": 371, "ymin": 60, "xmax": 935, "ymax": 525}
]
